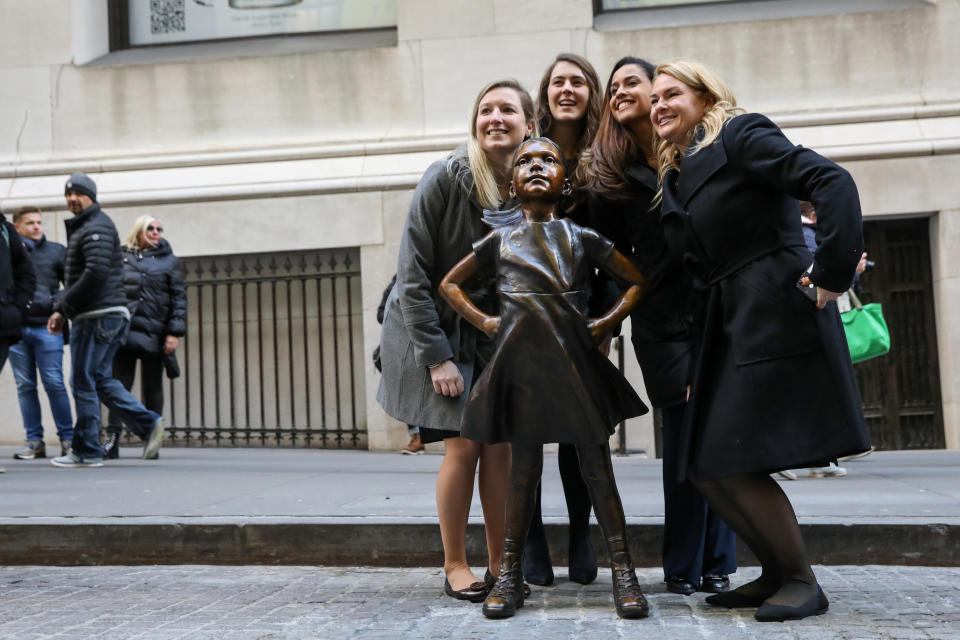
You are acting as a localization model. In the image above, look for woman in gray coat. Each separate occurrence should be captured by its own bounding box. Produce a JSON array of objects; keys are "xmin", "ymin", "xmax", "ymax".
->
[{"xmin": 378, "ymin": 79, "xmax": 535, "ymax": 601}]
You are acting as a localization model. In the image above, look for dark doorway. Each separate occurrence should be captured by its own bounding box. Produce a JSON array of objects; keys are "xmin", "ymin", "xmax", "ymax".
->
[{"xmin": 855, "ymin": 217, "xmax": 944, "ymax": 450}]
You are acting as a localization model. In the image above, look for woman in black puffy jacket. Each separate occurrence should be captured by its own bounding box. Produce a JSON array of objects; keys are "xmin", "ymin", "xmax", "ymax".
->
[{"xmin": 104, "ymin": 216, "xmax": 187, "ymax": 459}]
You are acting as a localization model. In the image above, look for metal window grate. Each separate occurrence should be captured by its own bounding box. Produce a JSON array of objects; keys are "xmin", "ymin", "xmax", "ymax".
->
[{"xmin": 153, "ymin": 248, "xmax": 365, "ymax": 448}]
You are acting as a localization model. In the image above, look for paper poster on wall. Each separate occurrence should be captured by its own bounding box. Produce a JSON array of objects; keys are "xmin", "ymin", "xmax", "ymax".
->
[{"xmin": 127, "ymin": 0, "xmax": 396, "ymax": 46}]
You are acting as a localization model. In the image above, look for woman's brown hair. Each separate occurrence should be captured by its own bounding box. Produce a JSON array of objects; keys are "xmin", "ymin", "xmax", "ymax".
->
[{"xmin": 535, "ymin": 53, "xmax": 603, "ymax": 162}]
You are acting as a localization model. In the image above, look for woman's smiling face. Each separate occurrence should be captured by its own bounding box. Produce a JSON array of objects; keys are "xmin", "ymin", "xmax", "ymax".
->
[
  {"xmin": 547, "ymin": 60, "xmax": 590, "ymax": 125},
  {"xmin": 475, "ymin": 87, "xmax": 532, "ymax": 155},
  {"xmin": 650, "ymin": 73, "xmax": 710, "ymax": 145},
  {"xmin": 609, "ymin": 64, "xmax": 653, "ymax": 127}
]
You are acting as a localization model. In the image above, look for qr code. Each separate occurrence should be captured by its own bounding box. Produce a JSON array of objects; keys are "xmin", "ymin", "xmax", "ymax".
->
[{"xmin": 150, "ymin": 0, "xmax": 186, "ymax": 35}]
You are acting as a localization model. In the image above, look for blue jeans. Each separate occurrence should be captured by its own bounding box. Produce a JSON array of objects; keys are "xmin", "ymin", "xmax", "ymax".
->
[
  {"xmin": 70, "ymin": 315, "xmax": 160, "ymax": 460},
  {"xmin": 8, "ymin": 326, "xmax": 74, "ymax": 441}
]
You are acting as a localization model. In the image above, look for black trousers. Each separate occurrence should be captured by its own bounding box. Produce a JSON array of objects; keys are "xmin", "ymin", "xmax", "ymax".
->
[
  {"xmin": 107, "ymin": 348, "xmax": 164, "ymax": 431},
  {"xmin": 661, "ymin": 402, "xmax": 738, "ymax": 583}
]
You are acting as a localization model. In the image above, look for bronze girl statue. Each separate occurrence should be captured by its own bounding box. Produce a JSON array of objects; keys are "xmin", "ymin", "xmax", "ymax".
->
[{"xmin": 440, "ymin": 137, "xmax": 651, "ymax": 619}]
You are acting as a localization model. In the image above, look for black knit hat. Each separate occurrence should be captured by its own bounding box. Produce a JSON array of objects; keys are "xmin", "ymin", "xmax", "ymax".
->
[{"xmin": 65, "ymin": 172, "xmax": 97, "ymax": 201}]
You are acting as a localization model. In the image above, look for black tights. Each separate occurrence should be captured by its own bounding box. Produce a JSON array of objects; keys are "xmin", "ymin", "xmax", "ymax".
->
[
  {"xmin": 693, "ymin": 473, "xmax": 818, "ymax": 605},
  {"xmin": 505, "ymin": 442, "xmax": 631, "ymax": 567},
  {"xmin": 525, "ymin": 444, "xmax": 592, "ymax": 569},
  {"xmin": 107, "ymin": 349, "xmax": 164, "ymax": 434}
]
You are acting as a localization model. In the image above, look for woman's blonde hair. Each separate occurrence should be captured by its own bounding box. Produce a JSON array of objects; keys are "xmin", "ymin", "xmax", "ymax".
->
[
  {"xmin": 652, "ymin": 60, "xmax": 745, "ymax": 188},
  {"xmin": 125, "ymin": 215, "xmax": 158, "ymax": 250},
  {"xmin": 449, "ymin": 79, "xmax": 536, "ymax": 210}
]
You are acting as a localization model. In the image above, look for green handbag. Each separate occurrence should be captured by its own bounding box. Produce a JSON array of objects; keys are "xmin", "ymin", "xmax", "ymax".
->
[{"xmin": 840, "ymin": 289, "xmax": 890, "ymax": 363}]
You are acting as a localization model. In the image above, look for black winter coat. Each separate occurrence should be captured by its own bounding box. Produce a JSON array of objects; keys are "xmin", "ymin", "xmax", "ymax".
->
[
  {"xmin": 660, "ymin": 113, "xmax": 870, "ymax": 480},
  {"xmin": 57, "ymin": 203, "xmax": 127, "ymax": 317},
  {"xmin": 22, "ymin": 235, "xmax": 66, "ymax": 326},
  {"xmin": 120, "ymin": 238, "xmax": 187, "ymax": 355},
  {"xmin": 583, "ymin": 161, "xmax": 700, "ymax": 409},
  {"xmin": 0, "ymin": 214, "xmax": 36, "ymax": 338}
]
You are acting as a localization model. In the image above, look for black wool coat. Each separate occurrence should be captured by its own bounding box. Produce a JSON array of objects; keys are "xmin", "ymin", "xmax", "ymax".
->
[
  {"xmin": 583, "ymin": 162, "xmax": 700, "ymax": 409},
  {"xmin": 57, "ymin": 203, "xmax": 127, "ymax": 317},
  {"xmin": 120, "ymin": 238, "xmax": 187, "ymax": 355},
  {"xmin": 0, "ymin": 214, "xmax": 36, "ymax": 338},
  {"xmin": 660, "ymin": 113, "xmax": 870, "ymax": 480},
  {"xmin": 23, "ymin": 235, "xmax": 66, "ymax": 326}
]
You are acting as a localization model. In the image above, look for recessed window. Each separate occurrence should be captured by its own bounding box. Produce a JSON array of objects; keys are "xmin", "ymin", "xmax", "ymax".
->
[
  {"xmin": 78, "ymin": 0, "xmax": 397, "ymax": 65},
  {"xmin": 598, "ymin": 0, "xmax": 766, "ymax": 8},
  {"xmin": 115, "ymin": 0, "xmax": 395, "ymax": 47},
  {"xmin": 593, "ymin": 0, "xmax": 935, "ymax": 30}
]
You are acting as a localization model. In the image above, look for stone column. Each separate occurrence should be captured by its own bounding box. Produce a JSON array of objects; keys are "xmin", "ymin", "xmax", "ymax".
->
[{"xmin": 930, "ymin": 209, "xmax": 960, "ymax": 450}]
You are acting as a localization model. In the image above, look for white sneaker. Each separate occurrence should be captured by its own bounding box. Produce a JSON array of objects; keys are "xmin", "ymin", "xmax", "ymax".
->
[
  {"xmin": 808, "ymin": 463, "xmax": 847, "ymax": 478},
  {"xmin": 143, "ymin": 417, "xmax": 164, "ymax": 460},
  {"xmin": 51, "ymin": 452, "xmax": 104, "ymax": 468}
]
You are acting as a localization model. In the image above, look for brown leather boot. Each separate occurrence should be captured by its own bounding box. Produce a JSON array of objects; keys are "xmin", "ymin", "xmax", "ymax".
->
[
  {"xmin": 482, "ymin": 556, "xmax": 525, "ymax": 619},
  {"xmin": 610, "ymin": 549, "xmax": 649, "ymax": 619}
]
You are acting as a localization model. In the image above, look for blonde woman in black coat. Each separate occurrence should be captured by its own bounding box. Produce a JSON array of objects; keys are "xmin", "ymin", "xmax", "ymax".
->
[
  {"xmin": 649, "ymin": 60, "xmax": 870, "ymax": 622},
  {"xmin": 104, "ymin": 216, "xmax": 186, "ymax": 459}
]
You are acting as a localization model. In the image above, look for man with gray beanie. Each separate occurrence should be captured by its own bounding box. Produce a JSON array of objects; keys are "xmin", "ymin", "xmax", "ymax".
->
[{"xmin": 47, "ymin": 172, "xmax": 164, "ymax": 467}]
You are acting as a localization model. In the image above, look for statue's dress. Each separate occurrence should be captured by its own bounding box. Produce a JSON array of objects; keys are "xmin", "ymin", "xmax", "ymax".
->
[{"xmin": 461, "ymin": 217, "xmax": 648, "ymax": 445}]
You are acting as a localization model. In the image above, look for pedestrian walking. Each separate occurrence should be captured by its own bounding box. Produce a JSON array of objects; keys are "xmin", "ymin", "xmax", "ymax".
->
[
  {"xmin": 48, "ymin": 173, "xmax": 165, "ymax": 468},
  {"xmin": 8, "ymin": 207, "xmax": 73, "ymax": 460},
  {"xmin": 103, "ymin": 216, "xmax": 186, "ymax": 459}
]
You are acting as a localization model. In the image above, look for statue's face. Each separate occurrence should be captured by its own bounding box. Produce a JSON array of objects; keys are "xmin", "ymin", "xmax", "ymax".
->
[{"xmin": 512, "ymin": 140, "xmax": 565, "ymax": 202}]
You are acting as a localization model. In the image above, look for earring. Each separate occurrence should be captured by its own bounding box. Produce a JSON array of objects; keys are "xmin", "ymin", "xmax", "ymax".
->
[{"xmin": 561, "ymin": 180, "xmax": 573, "ymax": 197}]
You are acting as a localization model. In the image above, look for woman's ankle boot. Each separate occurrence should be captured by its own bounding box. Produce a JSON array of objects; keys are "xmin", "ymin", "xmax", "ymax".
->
[
  {"xmin": 609, "ymin": 545, "xmax": 649, "ymax": 619},
  {"xmin": 483, "ymin": 547, "xmax": 525, "ymax": 619},
  {"xmin": 102, "ymin": 429, "xmax": 122, "ymax": 460}
]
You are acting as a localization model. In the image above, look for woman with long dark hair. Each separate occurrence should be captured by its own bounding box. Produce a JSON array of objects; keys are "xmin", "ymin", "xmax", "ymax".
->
[
  {"xmin": 378, "ymin": 79, "xmax": 535, "ymax": 602},
  {"xmin": 579, "ymin": 56, "xmax": 737, "ymax": 597},
  {"xmin": 649, "ymin": 59, "xmax": 869, "ymax": 621}
]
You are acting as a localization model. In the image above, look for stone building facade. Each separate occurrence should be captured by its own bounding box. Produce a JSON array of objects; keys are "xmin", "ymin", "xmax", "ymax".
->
[{"xmin": 1, "ymin": 0, "xmax": 957, "ymax": 452}]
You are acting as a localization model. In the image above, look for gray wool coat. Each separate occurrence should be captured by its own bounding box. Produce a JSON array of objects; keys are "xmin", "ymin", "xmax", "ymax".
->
[{"xmin": 377, "ymin": 150, "xmax": 498, "ymax": 431}]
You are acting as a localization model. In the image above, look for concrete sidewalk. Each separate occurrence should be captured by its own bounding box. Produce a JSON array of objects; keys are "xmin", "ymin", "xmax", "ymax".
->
[{"xmin": 1, "ymin": 447, "xmax": 957, "ymax": 566}]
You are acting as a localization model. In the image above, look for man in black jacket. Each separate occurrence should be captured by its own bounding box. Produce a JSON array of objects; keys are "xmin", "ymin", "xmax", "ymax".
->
[
  {"xmin": 8, "ymin": 207, "xmax": 73, "ymax": 461},
  {"xmin": 1, "ymin": 208, "xmax": 37, "ymax": 474},
  {"xmin": 47, "ymin": 173, "xmax": 164, "ymax": 468}
]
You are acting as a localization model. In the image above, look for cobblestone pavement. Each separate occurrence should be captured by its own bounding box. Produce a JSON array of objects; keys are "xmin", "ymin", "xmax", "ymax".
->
[{"xmin": 1, "ymin": 565, "xmax": 958, "ymax": 639}]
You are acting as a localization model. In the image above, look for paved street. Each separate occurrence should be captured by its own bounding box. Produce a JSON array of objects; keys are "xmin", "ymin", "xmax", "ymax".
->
[{"xmin": 1, "ymin": 565, "xmax": 958, "ymax": 639}]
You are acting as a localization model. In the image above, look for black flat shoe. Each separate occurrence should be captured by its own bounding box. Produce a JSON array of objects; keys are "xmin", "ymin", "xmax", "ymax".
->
[
  {"xmin": 700, "ymin": 574, "xmax": 730, "ymax": 594},
  {"xmin": 705, "ymin": 589, "xmax": 770, "ymax": 608},
  {"xmin": 665, "ymin": 575, "xmax": 696, "ymax": 596},
  {"xmin": 443, "ymin": 577, "xmax": 487, "ymax": 603},
  {"xmin": 755, "ymin": 586, "xmax": 829, "ymax": 622}
]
